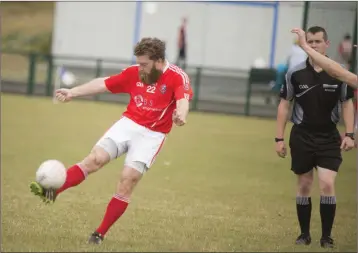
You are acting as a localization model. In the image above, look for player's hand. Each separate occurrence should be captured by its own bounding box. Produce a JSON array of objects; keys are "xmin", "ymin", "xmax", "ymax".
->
[
  {"xmin": 340, "ymin": 136, "xmax": 355, "ymax": 151},
  {"xmin": 55, "ymin": 88, "xmax": 73, "ymax": 103},
  {"xmin": 275, "ymin": 141, "xmax": 287, "ymax": 158},
  {"xmin": 172, "ymin": 109, "xmax": 186, "ymax": 126},
  {"xmin": 291, "ymin": 28, "xmax": 309, "ymax": 50}
]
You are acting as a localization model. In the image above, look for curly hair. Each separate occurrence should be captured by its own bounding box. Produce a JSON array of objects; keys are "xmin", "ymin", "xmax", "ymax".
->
[{"xmin": 134, "ymin": 37, "xmax": 166, "ymax": 61}]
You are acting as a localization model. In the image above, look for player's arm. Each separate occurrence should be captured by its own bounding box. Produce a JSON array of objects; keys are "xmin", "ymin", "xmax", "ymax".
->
[
  {"xmin": 69, "ymin": 77, "xmax": 108, "ymax": 98},
  {"xmin": 70, "ymin": 67, "xmax": 132, "ymax": 98},
  {"xmin": 341, "ymin": 85, "xmax": 355, "ymax": 134},
  {"xmin": 276, "ymin": 72, "xmax": 295, "ymax": 139},
  {"xmin": 292, "ymin": 28, "xmax": 357, "ymax": 88},
  {"xmin": 173, "ymin": 73, "xmax": 193, "ymax": 125},
  {"xmin": 176, "ymin": 98, "xmax": 190, "ymax": 119}
]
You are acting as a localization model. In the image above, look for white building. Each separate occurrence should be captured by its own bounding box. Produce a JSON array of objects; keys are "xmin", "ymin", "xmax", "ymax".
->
[{"xmin": 52, "ymin": 1, "xmax": 356, "ymax": 70}]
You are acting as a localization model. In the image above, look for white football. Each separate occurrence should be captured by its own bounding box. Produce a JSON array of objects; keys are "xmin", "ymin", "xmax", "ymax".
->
[{"xmin": 36, "ymin": 160, "xmax": 67, "ymax": 189}]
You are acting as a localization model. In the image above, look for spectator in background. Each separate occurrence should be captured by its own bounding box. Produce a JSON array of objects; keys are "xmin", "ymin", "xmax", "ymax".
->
[
  {"xmin": 176, "ymin": 17, "xmax": 187, "ymax": 70},
  {"xmin": 274, "ymin": 63, "xmax": 288, "ymax": 90},
  {"xmin": 272, "ymin": 39, "xmax": 307, "ymax": 98},
  {"xmin": 337, "ymin": 34, "xmax": 352, "ymax": 69},
  {"xmin": 287, "ymin": 38, "xmax": 308, "ymax": 70}
]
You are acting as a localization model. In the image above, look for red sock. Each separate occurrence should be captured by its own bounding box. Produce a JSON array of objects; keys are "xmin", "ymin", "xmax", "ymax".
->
[
  {"xmin": 96, "ymin": 194, "xmax": 129, "ymax": 236},
  {"xmin": 56, "ymin": 164, "xmax": 87, "ymax": 195}
]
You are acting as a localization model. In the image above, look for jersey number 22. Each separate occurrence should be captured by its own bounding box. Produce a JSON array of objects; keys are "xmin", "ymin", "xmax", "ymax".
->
[{"xmin": 146, "ymin": 86, "xmax": 156, "ymax": 94}]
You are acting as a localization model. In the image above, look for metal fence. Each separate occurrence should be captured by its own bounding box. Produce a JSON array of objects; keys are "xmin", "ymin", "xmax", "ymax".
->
[{"xmin": 2, "ymin": 51, "xmax": 281, "ymax": 118}]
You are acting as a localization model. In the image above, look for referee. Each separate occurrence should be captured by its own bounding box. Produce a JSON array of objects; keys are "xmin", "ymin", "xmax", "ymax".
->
[{"xmin": 275, "ymin": 26, "xmax": 355, "ymax": 248}]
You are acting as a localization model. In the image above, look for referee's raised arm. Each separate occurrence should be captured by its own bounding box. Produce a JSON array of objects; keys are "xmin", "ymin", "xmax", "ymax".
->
[{"xmin": 292, "ymin": 28, "xmax": 357, "ymax": 89}]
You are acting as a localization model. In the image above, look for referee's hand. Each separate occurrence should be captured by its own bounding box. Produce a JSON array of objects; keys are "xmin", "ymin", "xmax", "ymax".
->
[
  {"xmin": 340, "ymin": 136, "xmax": 355, "ymax": 151},
  {"xmin": 291, "ymin": 28, "xmax": 309, "ymax": 49},
  {"xmin": 275, "ymin": 141, "xmax": 287, "ymax": 158}
]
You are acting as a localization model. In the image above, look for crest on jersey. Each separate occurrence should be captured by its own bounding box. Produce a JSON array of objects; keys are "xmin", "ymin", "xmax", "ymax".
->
[{"xmin": 160, "ymin": 84, "xmax": 167, "ymax": 94}]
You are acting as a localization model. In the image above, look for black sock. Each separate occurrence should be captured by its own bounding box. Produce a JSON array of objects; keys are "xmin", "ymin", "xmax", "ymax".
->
[
  {"xmin": 296, "ymin": 196, "xmax": 312, "ymax": 235},
  {"xmin": 320, "ymin": 196, "xmax": 336, "ymax": 238}
]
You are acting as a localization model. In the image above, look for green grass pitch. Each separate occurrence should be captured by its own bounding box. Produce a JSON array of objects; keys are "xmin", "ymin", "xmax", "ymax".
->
[{"xmin": 1, "ymin": 94, "xmax": 356, "ymax": 252}]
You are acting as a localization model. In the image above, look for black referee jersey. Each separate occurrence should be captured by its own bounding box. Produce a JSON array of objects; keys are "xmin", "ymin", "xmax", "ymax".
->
[{"xmin": 280, "ymin": 58, "xmax": 354, "ymax": 132}]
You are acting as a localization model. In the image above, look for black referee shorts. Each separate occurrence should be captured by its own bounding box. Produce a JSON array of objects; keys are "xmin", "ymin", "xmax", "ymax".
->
[{"xmin": 289, "ymin": 125, "xmax": 342, "ymax": 175}]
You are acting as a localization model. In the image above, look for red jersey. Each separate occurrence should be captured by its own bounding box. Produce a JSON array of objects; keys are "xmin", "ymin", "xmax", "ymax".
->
[{"xmin": 104, "ymin": 63, "xmax": 193, "ymax": 134}]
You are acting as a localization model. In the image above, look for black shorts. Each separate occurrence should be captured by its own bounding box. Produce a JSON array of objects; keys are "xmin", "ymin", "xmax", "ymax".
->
[{"xmin": 289, "ymin": 125, "xmax": 342, "ymax": 175}]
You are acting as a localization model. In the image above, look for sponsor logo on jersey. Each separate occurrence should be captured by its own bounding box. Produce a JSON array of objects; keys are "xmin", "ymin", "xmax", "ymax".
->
[
  {"xmin": 323, "ymin": 84, "xmax": 338, "ymax": 89},
  {"xmin": 323, "ymin": 84, "xmax": 338, "ymax": 92},
  {"xmin": 134, "ymin": 95, "xmax": 144, "ymax": 107}
]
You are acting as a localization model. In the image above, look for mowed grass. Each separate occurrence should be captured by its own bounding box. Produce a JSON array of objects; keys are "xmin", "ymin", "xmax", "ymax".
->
[{"xmin": 1, "ymin": 94, "xmax": 356, "ymax": 252}]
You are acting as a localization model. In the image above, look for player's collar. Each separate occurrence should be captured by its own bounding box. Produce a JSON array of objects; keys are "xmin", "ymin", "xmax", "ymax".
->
[{"xmin": 162, "ymin": 60, "xmax": 169, "ymax": 73}]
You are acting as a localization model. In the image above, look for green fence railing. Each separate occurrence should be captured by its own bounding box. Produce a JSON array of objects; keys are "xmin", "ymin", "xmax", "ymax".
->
[{"xmin": 2, "ymin": 50, "xmax": 284, "ymax": 118}]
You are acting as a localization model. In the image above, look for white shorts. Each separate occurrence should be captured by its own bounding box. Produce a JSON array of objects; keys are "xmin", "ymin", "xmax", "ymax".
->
[{"xmin": 95, "ymin": 117, "xmax": 166, "ymax": 173}]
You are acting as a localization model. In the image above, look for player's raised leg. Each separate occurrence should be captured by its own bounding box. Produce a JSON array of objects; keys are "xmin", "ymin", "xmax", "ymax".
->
[
  {"xmin": 30, "ymin": 145, "xmax": 112, "ymax": 203},
  {"xmin": 30, "ymin": 118, "xmax": 132, "ymax": 203},
  {"xmin": 56, "ymin": 145, "xmax": 113, "ymax": 195}
]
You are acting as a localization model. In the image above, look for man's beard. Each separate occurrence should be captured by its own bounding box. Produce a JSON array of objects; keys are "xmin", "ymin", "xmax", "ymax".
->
[{"xmin": 139, "ymin": 66, "xmax": 163, "ymax": 85}]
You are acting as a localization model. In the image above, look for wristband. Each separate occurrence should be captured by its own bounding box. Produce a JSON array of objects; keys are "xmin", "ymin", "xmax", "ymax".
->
[{"xmin": 345, "ymin": 133, "xmax": 355, "ymax": 140}]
